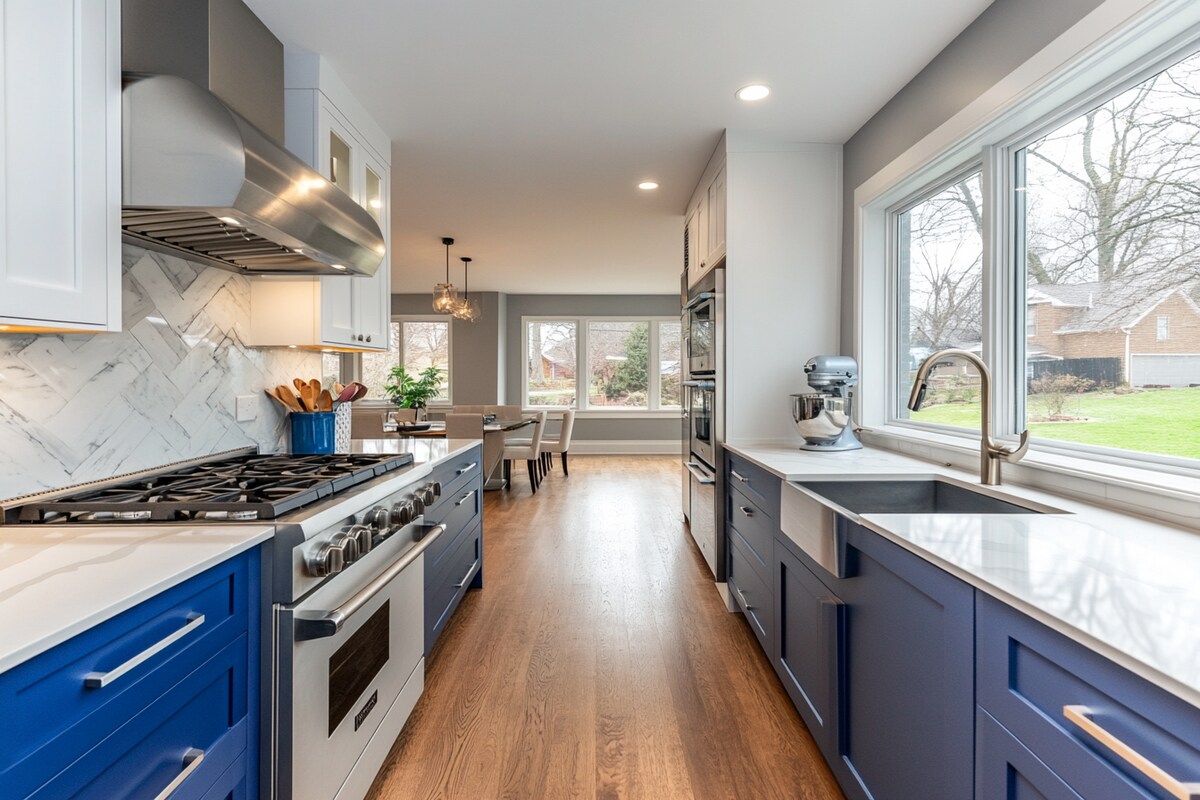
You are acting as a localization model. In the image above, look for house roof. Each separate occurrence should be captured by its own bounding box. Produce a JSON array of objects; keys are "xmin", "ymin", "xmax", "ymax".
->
[{"xmin": 1029, "ymin": 279, "xmax": 1200, "ymax": 334}]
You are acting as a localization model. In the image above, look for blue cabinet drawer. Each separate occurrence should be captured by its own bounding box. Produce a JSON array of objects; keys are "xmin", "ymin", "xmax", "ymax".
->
[
  {"xmin": 977, "ymin": 592, "xmax": 1200, "ymax": 800},
  {"xmin": 1, "ymin": 553, "xmax": 253, "ymax": 797},
  {"xmin": 426, "ymin": 518, "xmax": 482, "ymax": 654},
  {"xmin": 977, "ymin": 708, "xmax": 1084, "ymax": 800},
  {"xmin": 727, "ymin": 482, "xmax": 774, "ymax": 579},
  {"xmin": 426, "ymin": 445, "xmax": 484, "ymax": 519},
  {"xmin": 725, "ymin": 454, "xmax": 780, "ymax": 519},
  {"xmin": 728, "ymin": 531, "xmax": 772, "ymax": 655},
  {"xmin": 424, "ymin": 480, "xmax": 481, "ymax": 576},
  {"xmin": 27, "ymin": 634, "xmax": 249, "ymax": 800}
]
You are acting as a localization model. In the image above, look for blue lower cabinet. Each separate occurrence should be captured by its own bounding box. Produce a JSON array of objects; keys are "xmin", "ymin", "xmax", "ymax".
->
[
  {"xmin": 423, "ymin": 448, "xmax": 485, "ymax": 656},
  {"xmin": 773, "ymin": 534, "xmax": 841, "ymax": 762},
  {"xmin": 977, "ymin": 592, "xmax": 1200, "ymax": 800},
  {"xmin": 834, "ymin": 522, "xmax": 975, "ymax": 800},
  {"xmin": 3, "ymin": 547, "xmax": 261, "ymax": 800},
  {"xmin": 977, "ymin": 708, "xmax": 1084, "ymax": 800}
]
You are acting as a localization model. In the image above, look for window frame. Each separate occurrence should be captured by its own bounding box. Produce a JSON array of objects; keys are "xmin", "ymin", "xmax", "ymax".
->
[
  {"xmin": 855, "ymin": 2, "xmax": 1200, "ymax": 480},
  {"xmin": 356, "ymin": 315, "xmax": 453, "ymax": 407},
  {"xmin": 521, "ymin": 315, "xmax": 682, "ymax": 415}
]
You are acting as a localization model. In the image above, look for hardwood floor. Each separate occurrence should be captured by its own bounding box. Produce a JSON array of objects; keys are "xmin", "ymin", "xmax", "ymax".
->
[{"xmin": 366, "ymin": 455, "xmax": 844, "ymax": 800}]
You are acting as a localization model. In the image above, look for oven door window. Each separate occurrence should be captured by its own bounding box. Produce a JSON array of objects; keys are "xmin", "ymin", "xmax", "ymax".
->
[
  {"xmin": 691, "ymin": 390, "xmax": 712, "ymax": 446},
  {"xmin": 328, "ymin": 601, "xmax": 390, "ymax": 736},
  {"xmin": 689, "ymin": 302, "xmax": 713, "ymax": 366}
]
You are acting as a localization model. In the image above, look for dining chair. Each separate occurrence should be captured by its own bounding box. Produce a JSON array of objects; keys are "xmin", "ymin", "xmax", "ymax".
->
[
  {"xmin": 501, "ymin": 411, "xmax": 546, "ymax": 493},
  {"xmin": 350, "ymin": 408, "xmax": 389, "ymax": 439},
  {"xmin": 445, "ymin": 413, "xmax": 484, "ymax": 440},
  {"xmin": 453, "ymin": 405, "xmax": 486, "ymax": 413},
  {"xmin": 486, "ymin": 404, "xmax": 523, "ymax": 419},
  {"xmin": 539, "ymin": 409, "xmax": 576, "ymax": 476}
]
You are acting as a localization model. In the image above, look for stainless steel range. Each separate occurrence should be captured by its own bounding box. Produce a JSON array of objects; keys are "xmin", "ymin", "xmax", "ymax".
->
[{"xmin": 3, "ymin": 447, "xmax": 447, "ymax": 800}]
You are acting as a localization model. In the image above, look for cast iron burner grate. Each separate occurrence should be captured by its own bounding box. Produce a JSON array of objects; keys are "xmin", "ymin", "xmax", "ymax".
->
[{"xmin": 12, "ymin": 452, "xmax": 414, "ymax": 524}]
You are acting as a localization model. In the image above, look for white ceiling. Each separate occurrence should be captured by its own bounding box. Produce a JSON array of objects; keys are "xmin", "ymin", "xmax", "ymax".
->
[{"xmin": 244, "ymin": 0, "xmax": 993, "ymax": 295}]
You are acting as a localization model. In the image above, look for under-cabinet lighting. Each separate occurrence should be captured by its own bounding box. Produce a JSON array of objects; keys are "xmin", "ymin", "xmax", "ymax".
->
[
  {"xmin": 219, "ymin": 216, "xmax": 242, "ymax": 226},
  {"xmin": 331, "ymin": 264, "xmax": 347, "ymax": 271}
]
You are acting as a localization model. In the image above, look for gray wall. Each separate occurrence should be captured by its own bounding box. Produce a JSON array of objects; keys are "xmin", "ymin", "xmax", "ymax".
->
[
  {"xmin": 391, "ymin": 293, "xmax": 680, "ymax": 443},
  {"xmin": 839, "ymin": 0, "xmax": 1106, "ymax": 349},
  {"xmin": 392, "ymin": 292, "xmax": 505, "ymax": 405}
]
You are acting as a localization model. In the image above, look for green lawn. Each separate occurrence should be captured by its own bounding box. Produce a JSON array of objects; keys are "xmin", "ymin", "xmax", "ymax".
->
[{"xmin": 911, "ymin": 387, "xmax": 1200, "ymax": 459}]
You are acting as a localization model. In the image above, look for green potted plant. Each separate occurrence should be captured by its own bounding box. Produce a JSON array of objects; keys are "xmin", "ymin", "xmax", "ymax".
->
[{"xmin": 384, "ymin": 365, "xmax": 444, "ymax": 420}]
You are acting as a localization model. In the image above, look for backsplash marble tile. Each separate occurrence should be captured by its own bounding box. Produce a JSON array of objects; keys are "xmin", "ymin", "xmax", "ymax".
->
[{"xmin": 0, "ymin": 246, "xmax": 321, "ymax": 500}]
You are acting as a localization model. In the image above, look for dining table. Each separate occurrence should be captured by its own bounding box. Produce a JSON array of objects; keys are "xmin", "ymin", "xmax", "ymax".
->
[{"xmin": 381, "ymin": 417, "xmax": 537, "ymax": 490}]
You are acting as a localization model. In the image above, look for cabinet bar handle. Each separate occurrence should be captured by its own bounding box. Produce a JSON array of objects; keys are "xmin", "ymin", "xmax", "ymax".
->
[
  {"xmin": 84, "ymin": 614, "xmax": 205, "ymax": 689},
  {"xmin": 730, "ymin": 470, "xmax": 748, "ymax": 483},
  {"xmin": 152, "ymin": 747, "xmax": 205, "ymax": 800},
  {"xmin": 456, "ymin": 462, "xmax": 478, "ymax": 475},
  {"xmin": 736, "ymin": 586, "xmax": 754, "ymax": 610},
  {"xmin": 453, "ymin": 558, "xmax": 480, "ymax": 588},
  {"xmin": 739, "ymin": 506, "xmax": 754, "ymax": 517},
  {"xmin": 1062, "ymin": 705, "xmax": 1200, "ymax": 800},
  {"xmin": 455, "ymin": 490, "xmax": 477, "ymax": 507}
]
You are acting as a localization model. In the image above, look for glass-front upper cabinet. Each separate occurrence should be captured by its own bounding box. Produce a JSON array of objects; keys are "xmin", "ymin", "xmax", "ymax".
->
[
  {"xmin": 329, "ymin": 129, "xmax": 353, "ymax": 197},
  {"xmin": 365, "ymin": 166, "xmax": 383, "ymax": 222}
]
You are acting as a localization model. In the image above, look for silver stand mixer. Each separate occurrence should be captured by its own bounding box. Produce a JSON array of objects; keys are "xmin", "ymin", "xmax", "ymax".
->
[{"xmin": 791, "ymin": 355, "xmax": 862, "ymax": 451}]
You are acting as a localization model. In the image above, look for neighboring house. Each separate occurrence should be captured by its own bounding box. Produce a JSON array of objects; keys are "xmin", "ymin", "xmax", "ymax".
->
[{"xmin": 1027, "ymin": 280, "xmax": 1200, "ymax": 386}]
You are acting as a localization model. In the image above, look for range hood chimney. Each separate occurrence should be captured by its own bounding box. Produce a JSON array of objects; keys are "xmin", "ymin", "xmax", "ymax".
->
[{"xmin": 120, "ymin": 0, "xmax": 384, "ymax": 277}]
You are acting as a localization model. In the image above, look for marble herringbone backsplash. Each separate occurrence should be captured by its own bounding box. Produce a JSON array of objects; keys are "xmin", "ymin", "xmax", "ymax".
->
[{"xmin": 0, "ymin": 246, "xmax": 321, "ymax": 500}]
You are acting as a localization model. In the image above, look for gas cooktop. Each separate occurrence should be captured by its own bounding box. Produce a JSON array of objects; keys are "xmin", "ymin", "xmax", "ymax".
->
[{"xmin": 6, "ymin": 452, "xmax": 415, "ymax": 524}]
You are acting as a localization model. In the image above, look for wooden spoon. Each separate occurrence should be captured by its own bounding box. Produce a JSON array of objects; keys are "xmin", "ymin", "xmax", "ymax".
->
[
  {"xmin": 293, "ymin": 378, "xmax": 307, "ymax": 394},
  {"xmin": 275, "ymin": 386, "xmax": 303, "ymax": 413},
  {"xmin": 300, "ymin": 383, "xmax": 316, "ymax": 412},
  {"xmin": 264, "ymin": 389, "xmax": 292, "ymax": 412},
  {"xmin": 334, "ymin": 383, "xmax": 345, "ymax": 397},
  {"xmin": 318, "ymin": 389, "xmax": 333, "ymax": 412},
  {"xmin": 309, "ymin": 378, "xmax": 322, "ymax": 398}
]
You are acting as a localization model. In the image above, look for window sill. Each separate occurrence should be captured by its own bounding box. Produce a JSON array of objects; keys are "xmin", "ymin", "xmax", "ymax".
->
[{"xmin": 861, "ymin": 425, "xmax": 1200, "ymax": 529}]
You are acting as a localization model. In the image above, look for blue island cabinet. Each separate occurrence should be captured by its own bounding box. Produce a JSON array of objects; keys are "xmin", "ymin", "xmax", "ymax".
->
[
  {"xmin": 833, "ymin": 521, "xmax": 975, "ymax": 800},
  {"xmin": 0, "ymin": 547, "xmax": 261, "ymax": 800}
]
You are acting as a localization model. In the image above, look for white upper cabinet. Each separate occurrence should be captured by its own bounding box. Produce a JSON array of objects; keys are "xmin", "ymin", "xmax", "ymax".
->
[
  {"xmin": 0, "ymin": 0, "xmax": 121, "ymax": 333},
  {"xmin": 249, "ymin": 55, "xmax": 391, "ymax": 352},
  {"xmin": 686, "ymin": 158, "xmax": 726, "ymax": 290}
]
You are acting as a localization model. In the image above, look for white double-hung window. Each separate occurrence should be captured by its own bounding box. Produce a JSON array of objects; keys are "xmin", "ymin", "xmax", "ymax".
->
[
  {"xmin": 523, "ymin": 317, "xmax": 681, "ymax": 411},
  {"xmin": 859, "ymin": 3, "xmax": 1200, "ymax": 477}
]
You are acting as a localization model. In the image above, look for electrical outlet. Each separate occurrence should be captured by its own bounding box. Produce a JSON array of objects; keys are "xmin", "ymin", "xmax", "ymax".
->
[{"xmin": 235, "ymin": 395, "xmax": 256, "ymax": 422}]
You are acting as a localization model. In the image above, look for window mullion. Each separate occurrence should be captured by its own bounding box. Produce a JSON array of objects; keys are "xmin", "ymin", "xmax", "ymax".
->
[
  {"xmin": 981, "ymin": 144, "xmax": 1017, "ymax": 441},
  {"xmin": 577, "ymin": 318, "xmax": 588, "ymax": 410},
  {"xmin": 648, "ymin": 320, "xmax": 660, "ymax": 411}
]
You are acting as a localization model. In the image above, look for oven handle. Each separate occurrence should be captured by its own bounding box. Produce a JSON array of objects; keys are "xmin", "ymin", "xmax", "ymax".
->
[
  {"xmin": 685, "ymin": 461, "xmax": 715, "ymax": 485},
  {"xmin": 293, "ymin": 523, "xmax": 447, "ymax": 641},
  {"xmin": 685, "ymin": 292, "xmax": 714, "ymax": 310},
  {"xmin": 682, "ymin": 380, "xmax": 715, "ymax": 389}
]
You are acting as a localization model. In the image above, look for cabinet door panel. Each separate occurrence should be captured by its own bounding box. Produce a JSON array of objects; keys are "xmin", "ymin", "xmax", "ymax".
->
[
  {"xmin": 835, "ymin": 521, "xmax": 975, "ymax": 800},
  {"xmin": 978, "ymin": 709, "xmax": 1084, "ymax": 800},
  {"xmin": 1, "ymin": 0, "xmax": 118, "ymax": 329},
  {"xmin": 352, "ymin": 151, "xmax": 389, "ymax": 350},
  {"xmin": 774, "ymin": 536, "xmax": 840, "ymax": 758}
]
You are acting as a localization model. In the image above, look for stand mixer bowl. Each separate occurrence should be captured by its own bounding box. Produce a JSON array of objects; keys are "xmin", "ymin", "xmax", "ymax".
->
[{"xmin": 791, "ymin": 393, "xmax": 853, "ymax": 445}]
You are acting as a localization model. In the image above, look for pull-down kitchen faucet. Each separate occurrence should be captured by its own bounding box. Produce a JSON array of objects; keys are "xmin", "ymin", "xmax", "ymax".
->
[{"xmin": 908, "ymin": 349, "xmax": 1029, "ymax": 486}]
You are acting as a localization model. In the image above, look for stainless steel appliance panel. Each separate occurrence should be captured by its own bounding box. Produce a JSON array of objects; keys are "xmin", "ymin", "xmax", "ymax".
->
[{"xmin": 685, "ymin": 459, "xmax": 717, "ymax": 576}]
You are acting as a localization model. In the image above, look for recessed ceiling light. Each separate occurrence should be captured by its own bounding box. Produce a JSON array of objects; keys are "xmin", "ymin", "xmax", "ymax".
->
[
  {"xmin": 736, "ymin": 84, "xmax": 770, "ymax": 102},
  {"xmin": 638, "ymin": 181, "xmax": 659, "ymax": 190}
]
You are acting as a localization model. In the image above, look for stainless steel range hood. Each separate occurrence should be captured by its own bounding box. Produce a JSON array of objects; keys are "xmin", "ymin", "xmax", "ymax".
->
[
  {"xmin": 121, "ymin": 74, "xmax": 383, "ymax": 277},
  {"xmin": 119, "ymin": 0, "xmax": 383, "ymax": 277}
]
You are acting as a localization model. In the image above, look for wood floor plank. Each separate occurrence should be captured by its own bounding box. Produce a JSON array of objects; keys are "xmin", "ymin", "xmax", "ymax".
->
[{"xmin": 366, "ymin": 455, "xmax": 843, "ymax": 800}]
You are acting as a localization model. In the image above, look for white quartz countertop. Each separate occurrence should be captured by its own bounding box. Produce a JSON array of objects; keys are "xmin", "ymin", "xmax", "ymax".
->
[
  {"xmin": 0, "ymin": 524, "xmax": 272, "ymax": 673},
  {"xmin": 0, "ymin": 441, "xmax": 483, "ymax": 674},
  {"xmin": 724, "ymin": 442, "xmax": 1200, "ymax": 708}
]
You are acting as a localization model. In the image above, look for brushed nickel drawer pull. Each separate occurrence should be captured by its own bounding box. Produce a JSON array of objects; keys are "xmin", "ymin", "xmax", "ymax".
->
[
  {"xmin": 456, "ymin": 462, "xmax": 478, "ymax": 476},
  {"xmin": 84, "ymin": 614, "xmax": 205, "ymax": 689},
  {"xmin": 453, "ymin": 558, "xmax": 480, "ymax": 588},
  {"xmin": 152, "ymin": 747, "xmax": 205, "ymax": 800},
  {"xmin": 455, "ymin": 490, "xmax": 477, "ymax": 507},
  {"xmin": 736, "ymin": 586, "xmax": 754, "ymax": 610},
  {"xmin": 1062, "ymin": 705, "xmax": 1200, "ymax": 800},
  {"xmin": 730, "ymin": 470, "xmax": 748, "ymax": 483},
  {"xmin": 739, "ymin": 506, "xmax": 754, "ymax": 517}
]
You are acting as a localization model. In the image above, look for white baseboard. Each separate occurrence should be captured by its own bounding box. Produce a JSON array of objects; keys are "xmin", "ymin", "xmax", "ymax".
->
[{"xmin": 569, "ymin": 439, "xmax": 683, "ymax": 455}]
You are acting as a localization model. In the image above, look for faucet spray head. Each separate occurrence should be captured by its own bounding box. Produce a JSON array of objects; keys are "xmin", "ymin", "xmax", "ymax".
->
[{"xmin": 908, "ymin": 381, "xmax": 928, "ymax": 412}]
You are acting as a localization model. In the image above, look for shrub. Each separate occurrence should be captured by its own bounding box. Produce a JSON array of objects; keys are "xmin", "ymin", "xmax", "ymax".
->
[{"xmin": 1030, "ymin": 373, "xmax": 1093, "ymax": 418}]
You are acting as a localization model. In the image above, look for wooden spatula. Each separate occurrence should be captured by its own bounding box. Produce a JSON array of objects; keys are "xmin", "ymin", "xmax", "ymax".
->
[
  {"xmin": 317, "ymin": 389, "xmax": 333, "ymax": 412},
  {"xmin": 275, "ymin": 386, "xmax": 303, "ymax": 412}
]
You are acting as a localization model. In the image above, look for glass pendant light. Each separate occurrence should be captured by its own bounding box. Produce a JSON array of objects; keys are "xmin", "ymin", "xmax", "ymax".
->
[
  {"xmin": 453, "ymin": 256, "xmax": 482, "ymax": 323},
  {"xmin": 432, "ymin": 237, "xmax": 458, "ymax": 313}
]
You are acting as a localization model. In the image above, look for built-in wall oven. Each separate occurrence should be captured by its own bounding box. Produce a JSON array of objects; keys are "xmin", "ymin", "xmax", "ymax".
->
[
  {"xmin": 685, "ymin": 377, "xmax": 715, "ymax": 469},
  {"xmin": 686, "ymin": 292, "xmax": 716, "ymax": 375}
]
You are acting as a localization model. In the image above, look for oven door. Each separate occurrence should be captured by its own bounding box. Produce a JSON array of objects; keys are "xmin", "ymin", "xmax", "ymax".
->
[
  {"xmin": 685, "ymin": 379, "xmax": 715, "ymax": 468},
  {"xmin": 687, "ymin": 294, "xmax": 715, "ymax": 374},
  {"xmin": 275, "ymin": 523, "xmax": 445, "ymax": 800}
]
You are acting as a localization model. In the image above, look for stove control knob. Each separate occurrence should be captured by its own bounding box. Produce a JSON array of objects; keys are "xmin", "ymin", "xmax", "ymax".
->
[
  {"xmin": 331, "ymin": 531, "xmax": 359, "ymax": 564},
  {"xmin": 364, "ymin": 506, "xmax": 390, "ymax": 535},
  {"xmin": 348, "ymin": 523, "xmax": 374, "ymax": 556},
  {"xmin": 306, "ymin": 542, "xmax": 345, "ymax": 577},
  {"xmin": 410, "ymin": 495, "xmax": 426, "ymax": 517},
  {"xmin": 429, "ymin": 481, "xmax": 442, "ymax": 500},
  {"xmin": 389, "ymin": 500, "xmax": 415, "ymax": 528},
  {"xmin": 420, "ymin": 484, "xmax": 438, "ymax": 506}
]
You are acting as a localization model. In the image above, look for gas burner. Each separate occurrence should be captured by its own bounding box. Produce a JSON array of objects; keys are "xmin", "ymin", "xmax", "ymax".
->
[{"xmin": 8, "ymin": 452, "xmax": 414, "ymax": 524}]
